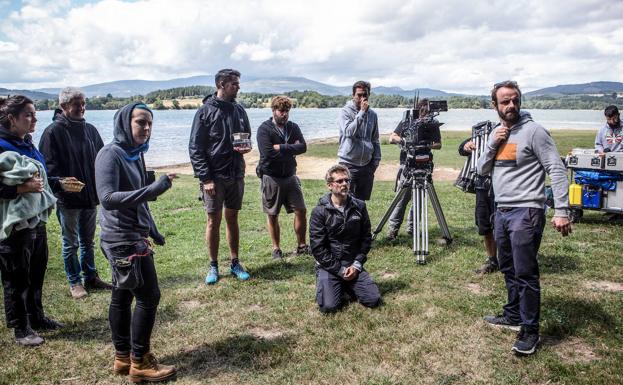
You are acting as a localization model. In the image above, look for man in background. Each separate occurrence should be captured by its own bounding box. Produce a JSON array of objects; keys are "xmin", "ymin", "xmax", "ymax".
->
[
  {"xmin": 337, "ymin": 81, "xmax": 381, "ymax": 201},
  {"xmin": 595, "ymin": 105, "xmax": 622, "ymax": 153}
]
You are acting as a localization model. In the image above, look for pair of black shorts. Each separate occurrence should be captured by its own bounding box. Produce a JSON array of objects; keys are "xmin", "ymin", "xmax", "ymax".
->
[{"xmin": 475, "ymin": 188, "xmax": 495, "ymax": 235}]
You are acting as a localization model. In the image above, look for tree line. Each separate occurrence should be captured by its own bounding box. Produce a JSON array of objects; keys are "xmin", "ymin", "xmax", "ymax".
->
[{"xmin": 33, "ymin": 86, "xmax": 621, "ymax": 111}]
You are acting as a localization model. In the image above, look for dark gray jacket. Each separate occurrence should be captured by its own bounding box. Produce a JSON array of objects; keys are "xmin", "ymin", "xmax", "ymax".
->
[
  {"xmin": 188, "ymin": 94, "xmax": 251, "ymax": 182},
  {"xmin": 309, "ymin": 193, "xmax": 371, "ymax": 276},
  {"xmin": 95, "ymin": 103, "xmax": 171, "ymax": 243}
]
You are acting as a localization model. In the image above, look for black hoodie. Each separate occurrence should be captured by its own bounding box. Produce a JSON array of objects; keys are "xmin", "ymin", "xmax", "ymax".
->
[
  {"xmin": 256, "ymin": 118, "xmax": 306, "ymax": 178},
  {"xmin": 38, "ymin": 109, "xmax": 104, "ymax": 208},
  {"xmin": 95, "ymin": 103, "xmax": 171, "ymax": 243},
  {"xmin": 188, "ymin": 94, "xmax": 251, "ymax": 182}
]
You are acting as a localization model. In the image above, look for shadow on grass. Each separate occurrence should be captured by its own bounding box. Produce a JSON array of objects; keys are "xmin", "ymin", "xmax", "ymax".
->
[
  {"xmin": 541, "ymin": 296, "xmax": 619, "ymax": 340},
  {"xmin": 164, "ymin": 334, "xmax": 295, "ymax": 379},
  {"xmin": 251, "ymin": 257, "xmax": 315, "ymax": 281},
  {"xmin": 377, "ymin": 277, "xmax": 410, "ymax": 296},
  {"xmin": 539, "ymin": 252, "xmax": 581, "ymax": 274},
  {"xmin": 48, "ymin": 302, "xmax": 182, "ymax": 343}
]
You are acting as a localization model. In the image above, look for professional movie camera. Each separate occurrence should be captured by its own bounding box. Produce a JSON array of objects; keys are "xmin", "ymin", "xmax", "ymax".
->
[{"xmin": 373, "ymin": 98, "xmax": 452, "ymax": 264}]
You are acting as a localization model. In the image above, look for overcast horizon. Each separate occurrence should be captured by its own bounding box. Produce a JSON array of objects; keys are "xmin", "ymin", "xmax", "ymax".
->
[{"xmin": 1, "ymin": 0, "xmax": 622, "ymax": 94}]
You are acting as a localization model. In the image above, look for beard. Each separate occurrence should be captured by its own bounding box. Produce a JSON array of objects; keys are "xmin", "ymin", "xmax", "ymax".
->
[
  {"xmin": 497, "ymin": 107, "xmax": 520, "ymax": 125},
  {"xmin": 274, "ymin": 116, "xmax": 288, "ymax": 126},
  {"xmin": 608, "ymin": 118, "xmax": 620, "ymax": 129}
]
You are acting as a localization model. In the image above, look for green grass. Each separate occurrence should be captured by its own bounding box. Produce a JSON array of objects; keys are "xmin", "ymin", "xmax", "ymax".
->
[
  {"xmin": 305, "ymin": 131, "xmax": 597, "ymax": 170},
  {"xmin": 1, "ymin": 144, "xmax": 621, "ymax": 384}
]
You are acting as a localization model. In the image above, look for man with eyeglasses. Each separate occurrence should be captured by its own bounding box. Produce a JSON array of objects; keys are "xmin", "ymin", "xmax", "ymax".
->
[
  {"xmin": 477, "ymin": 80, "xmax": 571, "ymax": 356},
  {"xmin": 309, "ymin": 164, "xmax": 381, "ymax": 313},
  {"xmin": 337, "ymin": 80, "xmax": 381, "ymax": 200}
]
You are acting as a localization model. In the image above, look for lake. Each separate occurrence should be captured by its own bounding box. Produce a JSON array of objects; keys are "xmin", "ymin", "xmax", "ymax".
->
[{"xmin": 30, "ymin": 108, "xmax": 604, "ymax": 167}]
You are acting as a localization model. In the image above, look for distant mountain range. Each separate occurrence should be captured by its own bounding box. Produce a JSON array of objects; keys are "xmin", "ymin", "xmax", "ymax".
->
[
  {"xmin": 2, "ymin": 76, "xmax": 621, "ymax": 100},
  {"xmin": 525, "ymin": 81, "xmax": 623, "ymax": 97}
]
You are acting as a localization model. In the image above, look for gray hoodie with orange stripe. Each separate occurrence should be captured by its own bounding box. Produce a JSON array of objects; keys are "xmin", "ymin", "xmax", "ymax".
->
[{"xmin": 477, "ymin": 111, "xmax": 569, "ymax": 217}]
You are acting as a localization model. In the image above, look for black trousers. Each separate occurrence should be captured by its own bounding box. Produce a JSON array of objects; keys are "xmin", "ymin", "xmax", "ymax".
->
[
  {"xmin": 0, "ymin": 225, "xmax": 48, "ymax": 329},
  {"xmin": 315, "ymin": 267, "xmax": 381, "ymax": 313},
  {"xmin": 106, "ymin": 251, "xmax": 161, "ymax": 357},
  {"xmin": 340, "ymin": 162, "xmax": 376, "ymax": 201}
]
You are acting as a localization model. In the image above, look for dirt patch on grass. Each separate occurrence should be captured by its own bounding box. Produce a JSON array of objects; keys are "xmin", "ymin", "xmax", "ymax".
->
[
  {"xmin": 171, "ymin": 207, "xmax": 192, "ymax": 213},
  {"xmin": 584, "ymin": 280, "xmax": 623, "ymax": 292},
  {"xmin": 249, "ymin": 327, "xmax": 284, "ymax": 340},
  {"xmin": 179, "ymin": 300, "xmax": 202, "ymax": 310},
  {"xmin": 381, "ymin": 271, "xmax": 397, "ymax": 279},
  {"xmin": 152, "ymin": 153, "xmax": 459, "ymax": 182},
  {"xmin": 247, "ymin": 304, "xmax": 264, "ymax": 312},
  {"xmin": 543, "ymin": 337, "xmax": 600, "ymax": 363},
  {"xmin": 466, "ymin": 283, "xmax": 485, "ymax": 295}
]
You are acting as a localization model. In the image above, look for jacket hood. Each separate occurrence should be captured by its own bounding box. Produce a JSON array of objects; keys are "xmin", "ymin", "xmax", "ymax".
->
[
  {"xmin": 52, "ymin": 109, "xmax": 86, "ymax": 128},
  {"xmin": 317, "ymin": 192, "xmax": 355, "ymax": 209},
  {"xmin": 512, "ymin": 111, "xmax": 533, "ymax": 130},
  {"xmin": 344, "ymin": 100, "xmax": 358, "ymax": 114},
  {"xmin": 203, "ymin": 93, "xmax": 235, "ymax": 112},
  {"xmin": 0, "ymin": 126, "xmax": 33, "ymax": 143},
  {"xmin": 113, "ymin": 102, "xmax": 149, "ymax": 149}
]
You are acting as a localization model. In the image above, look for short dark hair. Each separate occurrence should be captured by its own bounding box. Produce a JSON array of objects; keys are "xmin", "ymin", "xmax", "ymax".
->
[
  {"xmin": 215, "ymin": 69, "xmax": 241, "ymax": 88},
  {"xmin": 271, "ymin": 95, "xmax": 292, "ymax": 111},
  {"xmin": 605, "ymin": 105, "xmax": 619, "ymax": 118},
  {"xmin": 0, "ymin": 95, "xmax": 34, "ymax": 130},
  {"xmin": 325, "ymin": 164, "xmax": 350, "ymax": 183},
  {"xmin": 491, "ymin": 80, "xmax": 522, "ymax": 106},
  {"xmin": 352, "ymin": 80, "xmax": 371, "ymax": 96}
]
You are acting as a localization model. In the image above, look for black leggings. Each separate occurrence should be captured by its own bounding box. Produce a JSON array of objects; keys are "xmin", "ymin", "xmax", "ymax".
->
[
  {"xmin": 108, "ymin": 253, "xmax": 161, "ymax": 357},
  {"xmin": 0, "ymin": 226, "xmax": 48, "ymax": 329}
]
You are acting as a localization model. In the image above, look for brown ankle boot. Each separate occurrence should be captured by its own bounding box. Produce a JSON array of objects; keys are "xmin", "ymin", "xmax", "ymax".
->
[
  {"xmin": 113, "ymin": 352, "xmax": 131, "ymax": 375},
  {"xmin": 129, "ymin": 352, "xmax": 176, "ymax": 383}
]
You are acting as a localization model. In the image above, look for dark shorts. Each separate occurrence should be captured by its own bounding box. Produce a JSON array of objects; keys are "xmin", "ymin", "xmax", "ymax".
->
[
  {"xmin": 340, "ymin": 162, "xmax": 376, "ymax": 201},
  {"xmin": 475, "ymin": 188, "xmax": 495, "ymax": 235},
  {"xmin": 261, "ymin": 175, "xmax": 306, "ymax": 216},
  {"xmin": 200, "ymin": 178, "xmax": 244, "ymax": 213}
]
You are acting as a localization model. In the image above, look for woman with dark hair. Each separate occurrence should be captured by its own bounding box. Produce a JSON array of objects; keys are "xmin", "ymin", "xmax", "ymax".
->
[
  {"xmin": 95, "ymin": 102, "xmax": 177, "ymax": 382},
  {"xmin": 0, "ymin": 95, "xmax": 63, "ymax": 347}
]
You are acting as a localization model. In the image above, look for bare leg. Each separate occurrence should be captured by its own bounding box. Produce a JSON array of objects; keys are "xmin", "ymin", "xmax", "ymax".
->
[
  {"xmin": 206, "ymin": 211, "xmax": 222, "ymax": 263},
  {"xmin": 294, "ymin": 209, "xmax": 307, "ymax": 247},
  {"xmin": 484, "ymin": 232, "xmax": 497, "ymax": 258},
  {"xmin": 266, "ymin": 215, "xmax": 280, "ymax": 250},
  {"xmin": 224, "ymin": 208, "xmax": 240, "ymax": 260}
]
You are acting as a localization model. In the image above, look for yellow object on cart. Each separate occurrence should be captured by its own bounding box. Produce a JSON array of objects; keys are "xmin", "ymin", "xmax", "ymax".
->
[{"xmin": 569, "ymin": 183, "xmax": 582, "ymax": 206}]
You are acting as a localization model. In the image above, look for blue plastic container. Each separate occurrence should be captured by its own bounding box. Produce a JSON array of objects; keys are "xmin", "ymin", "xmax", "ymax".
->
[{"xmin": 582, "ymin": 186, "xmax": 601, "ymax": 209}]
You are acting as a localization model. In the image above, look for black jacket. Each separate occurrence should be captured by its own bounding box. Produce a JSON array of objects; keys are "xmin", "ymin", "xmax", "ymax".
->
[
  {"xmin": 309, "ymin": 193, "xmax": 371, "ymax": 276},
  {"xmin": 188, "ymin": 94, "xmax": 251, "ymax": 182},
  {"xmin": 95, "ymin": 103, "xmax": 171, "ymax": 243},
  {"xmin": 38, "ymin": 110, "xmax": 104, "ymax": 208},
  {"xmin": 257, "ymin": 118, "xmax": 306, "ymax": 178}
]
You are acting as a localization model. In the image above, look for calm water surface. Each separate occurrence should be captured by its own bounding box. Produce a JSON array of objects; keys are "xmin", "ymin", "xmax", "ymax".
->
[{"xmin": 31, "ymin": 108, "xmax": 604, "ymax": 167}]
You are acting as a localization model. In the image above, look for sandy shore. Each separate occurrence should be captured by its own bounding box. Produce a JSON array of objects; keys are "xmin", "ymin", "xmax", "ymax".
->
[{"xmin": 153, "ymin": 144, "xmax": 459, "ymax": 183}]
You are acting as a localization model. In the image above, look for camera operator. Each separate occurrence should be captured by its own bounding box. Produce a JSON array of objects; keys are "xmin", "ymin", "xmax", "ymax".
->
[{"xmin": 386, "ymin": 99, "xmax": 441, "ymax": 240}]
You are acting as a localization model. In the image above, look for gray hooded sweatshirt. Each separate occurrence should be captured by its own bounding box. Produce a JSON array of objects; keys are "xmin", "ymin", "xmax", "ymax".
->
[
  {"xmin": 477, "ymin": 111, "xmax": 569, "ymax": 217},
  {"xmin": 337, "ymin": 101, "xmax": 381, "ymax": 167},
  {"xmin": 95, "ymin": 103, "xmax": 172, "ymax": 243}
]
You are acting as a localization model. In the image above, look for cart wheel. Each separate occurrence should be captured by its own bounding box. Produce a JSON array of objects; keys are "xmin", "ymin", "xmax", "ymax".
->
[{"xmin": 569, "ymin": 209, "xmax": 583, "ymax": 223}]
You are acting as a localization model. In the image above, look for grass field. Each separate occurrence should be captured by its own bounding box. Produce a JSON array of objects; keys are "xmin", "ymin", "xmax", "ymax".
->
[{"xmin": 0, "ymin": 132, "xmax": 621, "ymax": 385}]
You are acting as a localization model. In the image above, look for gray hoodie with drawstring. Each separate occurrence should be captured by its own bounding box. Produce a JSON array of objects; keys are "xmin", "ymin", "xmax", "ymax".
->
[
  {"xmin": 477, "ymin": 111, "xmax": 569, "ymax": 217},
  {"xmin": 337, "ymin": 101, "xmax": 381, "ymax": 167}
]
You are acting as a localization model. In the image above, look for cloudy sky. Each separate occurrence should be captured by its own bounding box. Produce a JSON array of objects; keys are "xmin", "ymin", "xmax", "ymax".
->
[{"xmin": 1, "ymin": 0, "xmax": 621, "ymax": 94}]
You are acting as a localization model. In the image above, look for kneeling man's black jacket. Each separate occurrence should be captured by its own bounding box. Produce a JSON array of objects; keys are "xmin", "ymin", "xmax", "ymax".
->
[{"xmin": 310, "ymin": 193, "xmax": 371, "ymax": 276}]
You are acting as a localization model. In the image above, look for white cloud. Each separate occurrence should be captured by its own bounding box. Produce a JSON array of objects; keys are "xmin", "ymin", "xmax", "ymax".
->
[{"xmin": 0, "ymin": 0, "xmax": 621, "ymax": 94}]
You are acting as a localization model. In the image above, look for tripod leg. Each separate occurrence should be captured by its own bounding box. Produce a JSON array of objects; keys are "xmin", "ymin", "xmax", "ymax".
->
[
  {"xmin": 423, "ymin": 181, "xmax": 429, "ymax": 264},
  {"xmin": 427, "ymin": 182, "xmax": 453, "ymax": 243},
  {"xmin": 413, "ymin": 184, "xmax": 419, "ymax": 256},
  {"xmin": 373, "ymin": 187, "xmax": 409, "ymax": 239}
]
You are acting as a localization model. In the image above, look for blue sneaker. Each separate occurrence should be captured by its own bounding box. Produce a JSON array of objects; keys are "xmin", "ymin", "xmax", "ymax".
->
[
  {"xmin": 230, "ymin": 263, "xmax": 250, "ymax": 281},
  {"xmin": 205, "ymin": 266, "xmax": 219, "ymax": 285}
]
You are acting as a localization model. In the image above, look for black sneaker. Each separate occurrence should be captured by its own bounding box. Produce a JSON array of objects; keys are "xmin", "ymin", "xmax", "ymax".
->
[
  {"xmin": 511, "ymin": 327, "xmax": 540, "ymax": 356},
  {"xmin": 30, "ymin": 316, "xmax": 65, "ymax": 331},
  {"xmin": 296, "ymin": 244, "xmax": 310, "ymax": 256},
  {"xmin": 483, "ymin": 314, "xmax": 521, "ymax": 331},
  {"xmin": 387, "ymin": 228, "xmax": 398, "ymax": 241},
  {"xmin": 14, "ymin": 327, "xmax": 44, "ymax": 346},
  {"xmin": 475, "ymin": 257, "xmax": 499, "ymax": 274}
]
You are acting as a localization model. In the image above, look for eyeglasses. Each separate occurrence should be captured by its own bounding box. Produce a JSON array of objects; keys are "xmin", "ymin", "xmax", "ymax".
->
[
  {"xmin": 355, "ymin": 93, "xmax": 368, "ymax": 98},
  {"xmin": 332, "ymin": 178, "xmax": 351, "ymax": 184}
]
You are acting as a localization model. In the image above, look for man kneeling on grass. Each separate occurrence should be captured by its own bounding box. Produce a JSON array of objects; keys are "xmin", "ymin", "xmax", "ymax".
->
[{"xmin": 310, "ymin": 164, "xmax": 381, "ymax": 313}]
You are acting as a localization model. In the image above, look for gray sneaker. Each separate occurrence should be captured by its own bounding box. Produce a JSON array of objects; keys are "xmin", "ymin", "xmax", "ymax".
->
[
  {"xmin": 512, "ymin": 327, "xmax": 540, "ymax": 356},
  {"xmin": 271, "ymin": 249, "xmax": 284, "ymax": 260},
  {"xmin": 483, "ymin": 314, "xmax": 521, "ymax": 331},
  {"xmin": 15, "ymin": 327, "xmax": 44, "ymax": 346},
  {"xmin": 70, "ymin": 284, "xmax": 88, "ymax": 299}
]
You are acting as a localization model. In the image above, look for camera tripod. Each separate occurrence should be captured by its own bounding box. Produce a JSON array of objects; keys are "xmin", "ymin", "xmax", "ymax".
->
[{"xmin": 373, "ymin": 162, "xmax": 452, "ymax": 264}]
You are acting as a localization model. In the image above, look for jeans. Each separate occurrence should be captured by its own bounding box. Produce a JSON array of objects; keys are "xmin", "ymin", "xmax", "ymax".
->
[
  {"xmin": 494, "ymin": 207, "xmax": 545, "ymax": 329},
  {"xmin": 388, "ymin": 187, "xmax": 414, "ymax": 233},
  {"xmin": 0, "ymin": 226, "xmax": 48, "ymax": 329},
  {"xmin": 56, "ymin": 203, "xmax": 97, "ymax": 285}
]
